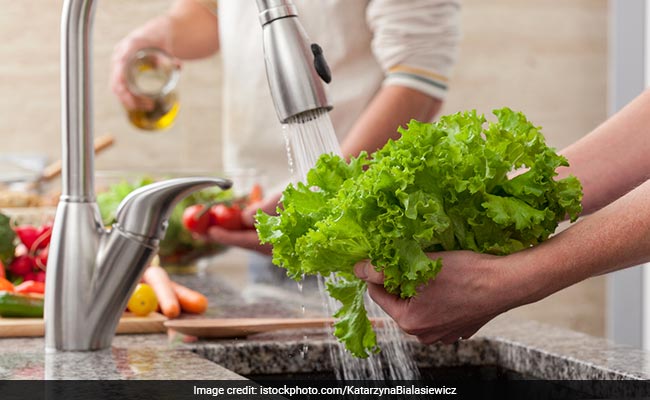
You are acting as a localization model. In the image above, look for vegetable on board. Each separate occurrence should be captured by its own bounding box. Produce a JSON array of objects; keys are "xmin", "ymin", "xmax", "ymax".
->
[
  {"xmin": 0, "ymin": 292, "xmax": 44, "ymax": 318},
  {"xmin": 170, "ymin": 281, "xmax": 208, "ymax": 314},
  {"xmin": 143, "ymin": 265, "xmax": 180, "ymax": 319}
]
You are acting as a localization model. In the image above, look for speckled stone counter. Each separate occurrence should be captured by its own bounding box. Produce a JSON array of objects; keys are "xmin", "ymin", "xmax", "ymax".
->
[
  {"xmin": 0, "ymin": 335, "xmax": 244, "ymax": 380},
  {"xmin": 191, "ymin": 319, "xmax": 650, "ymax": 381},
  {"xmin": 1, "ymin": 249, "xmax": 650, "ymax": 383}
]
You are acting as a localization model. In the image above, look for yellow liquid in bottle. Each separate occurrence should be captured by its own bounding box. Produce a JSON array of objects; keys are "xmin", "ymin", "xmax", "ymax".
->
[
  {"xmin": 128, "ymin": 92, "xmax": 179, "ymax": 131},
  {"xmin": 128, "ymin": 62, "xmax": 180, "ymax": 131}
]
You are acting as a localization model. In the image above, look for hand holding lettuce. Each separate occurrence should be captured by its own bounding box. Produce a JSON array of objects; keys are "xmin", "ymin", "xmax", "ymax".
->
[{"xmin": 256, "ymin": 108, "xmax": 583, "ymax": 358}]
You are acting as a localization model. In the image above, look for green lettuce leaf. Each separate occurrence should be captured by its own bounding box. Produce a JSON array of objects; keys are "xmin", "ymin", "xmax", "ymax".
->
[
  {"xmin": 256, "ymin": 108, "xmax": 583, "ymax": 358},
  {"xmin": 0, "ymin": 213, "xmax": 16, "ymax": 266}
]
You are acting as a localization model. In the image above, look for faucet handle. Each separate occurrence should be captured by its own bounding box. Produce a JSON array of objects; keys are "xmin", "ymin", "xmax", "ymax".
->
[{"xmin": 114, "ymin": 177, "xmax": 232, "ymax": 240}]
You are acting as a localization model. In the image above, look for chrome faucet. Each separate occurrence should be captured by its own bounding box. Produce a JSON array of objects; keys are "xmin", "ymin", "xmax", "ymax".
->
[
  {"xmin": 256, "ymin": 0, "xmax": 332, "ymax": 123},
  {"xmin": 45, "ymin": 0, "xmax": 231, "ymax": 351}
]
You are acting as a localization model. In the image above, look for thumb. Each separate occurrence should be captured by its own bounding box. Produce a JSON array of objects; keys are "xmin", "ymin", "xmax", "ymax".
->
[
  {"xmin": 241, "ymin": 192, "xmax": 282, "ymax": 227},
  {"xmin": 353, "ymin": 260, "xmax": 385, "ymax": 285}
]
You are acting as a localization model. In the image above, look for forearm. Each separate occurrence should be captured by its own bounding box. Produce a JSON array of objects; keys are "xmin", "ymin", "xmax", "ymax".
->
[
  {"xmin": 339, "ymin": 85, "xmax": 442, "ymax": 158},
  {"xmin": 509, "ymin": 179, "xmax": 650, "ymax": 308},
  {"xmin": 557, "ymin": 89, "xmax": 650, "ymax": 214},
  {"xmin": 131, "ymin": 0, "xmax": 219, "ymax": 60}
]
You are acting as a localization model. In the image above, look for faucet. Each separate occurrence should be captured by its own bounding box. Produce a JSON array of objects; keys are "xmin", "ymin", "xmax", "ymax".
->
[
  {"xmin": 45, "ymin": 0, "xmax": 231, "ymax": 351},
  {"xmin": 256, "ymin": 0, "xmax": 333, "ymax": 123}
]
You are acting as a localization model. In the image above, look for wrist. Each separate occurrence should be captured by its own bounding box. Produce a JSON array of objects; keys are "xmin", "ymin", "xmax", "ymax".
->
[
  {"xmin": 498, "ymin": 251, "xmax": 549, "ymax": 311},
  {"xmin": 500, "ymin": 238, "xmax": 587, "ymax": 310},
  {"xmin": 131, "ymin": 15, "xmax": 175, "ymax": 55}
]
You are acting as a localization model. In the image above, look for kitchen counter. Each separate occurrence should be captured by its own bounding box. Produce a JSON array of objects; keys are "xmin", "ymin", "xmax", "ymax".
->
[{"xmin": 1, "ymin": 248, "xmax": 649, "ymax": 383}]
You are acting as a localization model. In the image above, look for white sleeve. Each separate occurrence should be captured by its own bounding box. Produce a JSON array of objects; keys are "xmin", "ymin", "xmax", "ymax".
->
[
  {"xmin": 366, "ymin": 0, "xmax": 462, "ymax": 100},
  {"xmin": 194, "ymin": 0, "xmax": 218, "ymax": 15}
]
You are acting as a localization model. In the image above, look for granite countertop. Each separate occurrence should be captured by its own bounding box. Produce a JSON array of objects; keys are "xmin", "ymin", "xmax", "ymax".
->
[{"xmin": 1, "ymin": 249, "xmax": 650, "ymax": 382}]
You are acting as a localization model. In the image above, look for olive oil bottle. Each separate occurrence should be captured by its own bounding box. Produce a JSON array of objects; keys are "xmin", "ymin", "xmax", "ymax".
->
[{"xmin": 126, "ymin": 48, "xmax": 180, "ymax": 131}]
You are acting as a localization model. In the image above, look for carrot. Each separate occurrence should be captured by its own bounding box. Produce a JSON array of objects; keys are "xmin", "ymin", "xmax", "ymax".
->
[
  {"xmin": 143, "ymin": 265, "xmax": 180, "ymax": 318},
  {"xmin": 170, "ymin": 281, "xmax": 208, "ymax": 314},
  {"xmin": 0, "ymin": 277, "xmax": 14, "ymax": 292},
  {"xmin": 247, "ymin": 183, "xmax": 263, "ymax": 205}
]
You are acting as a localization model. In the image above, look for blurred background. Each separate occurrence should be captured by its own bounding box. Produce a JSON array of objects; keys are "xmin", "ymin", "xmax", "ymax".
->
[{"xmin": 0, "ymin": 1, "xmax": 608, "ymax": 338}]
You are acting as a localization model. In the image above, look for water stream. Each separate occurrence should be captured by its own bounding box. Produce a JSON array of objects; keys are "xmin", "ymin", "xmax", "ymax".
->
[{"xmin": 282, "ymin": 109, "xmax": 420, "ymax": 380}]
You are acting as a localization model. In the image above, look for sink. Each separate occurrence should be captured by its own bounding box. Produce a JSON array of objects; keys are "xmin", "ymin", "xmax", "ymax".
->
[
  {"xmin": 165, "ymin": 258, "xmax": 650, "ymax": 397},
  {"xmin": 191, "ymin": 323, "xmax": 650, "ymax": 399}
]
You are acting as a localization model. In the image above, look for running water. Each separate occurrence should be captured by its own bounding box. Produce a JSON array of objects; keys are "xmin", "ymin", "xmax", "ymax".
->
[
  {"xmin": 283, "ymin": 110, "xmax": 341, "ymax": 178},
  {"xmin": 282, "ymin": 109, "xmax": 420, "ymax": 380}
]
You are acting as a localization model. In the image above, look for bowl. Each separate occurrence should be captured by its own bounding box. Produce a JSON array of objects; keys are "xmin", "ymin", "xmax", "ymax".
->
[{"xmin": 95, "ymin": 169, "xmax": 264, "ymax": 269}]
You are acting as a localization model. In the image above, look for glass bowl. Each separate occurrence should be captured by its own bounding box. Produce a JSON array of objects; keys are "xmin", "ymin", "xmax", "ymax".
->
[{"xmin": 95, "ymin": 169, "xmax": 264, "ymax": 270}]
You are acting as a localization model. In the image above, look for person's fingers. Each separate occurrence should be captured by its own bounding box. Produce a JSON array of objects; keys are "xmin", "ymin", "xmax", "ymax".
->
[
  {"xmin": 111, "ymin": 71, "xmax": 138, "ymax": 110},
  {"xmin": 457, "ymin": 325, "xmax": 482, "ymax": 341},
  {"xmin": 365, "ymin": 281, "xmax": 402, "ymax": 318},
  {"xmin": 417, "ymin": 320, "xmax": 488, "ymax": 345},
  {"xmin": 110, "ymin": 36, "xmax": 155, "ymax": 111},
  {"xmin": 241, "ymin": 201, "xmax": 263, "ymax": 227},
  {"xmin": 353, "ymin": 260, "xmax": 384, "ymax": 285},
  {"xmin": 241, "ymin": 192, "xmax": 283, "ymax": 227},
  {"xmin": 205, "ymin": 226, "xmax": 272, "ymax": 255},
  {"xmin": 437, "ymin": 333, "xmax": 463, "ymax": 345},
  {"xmin": 132, "ymin": 95, "xmax": 155, "ymax": 112}
]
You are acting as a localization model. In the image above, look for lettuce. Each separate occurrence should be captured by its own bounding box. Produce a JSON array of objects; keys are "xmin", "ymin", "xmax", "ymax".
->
[
  {"xmin": 0, "ymin": 213, "xmax": 16, "ymax": 266},
  {"xmin": 256, "ymin": 108, "xmax": 583, "ymax": 358}
]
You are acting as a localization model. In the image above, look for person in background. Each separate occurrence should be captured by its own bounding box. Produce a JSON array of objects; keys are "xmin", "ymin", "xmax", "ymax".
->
[
  {"xmin": 354, "ymin": 88, "xmax": 650, "ymax": 344},
  {"xmin": 111, "ymin": 0, "xmax": 462, "ymax": 260}
]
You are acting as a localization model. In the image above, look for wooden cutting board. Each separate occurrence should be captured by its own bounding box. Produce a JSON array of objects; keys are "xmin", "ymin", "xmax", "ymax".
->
[
  {"xmin": 0, "ymin": 312, "xmax": 167, "ymax": 338},
  {"xmin": 164, "ymin": 317, "xmax": 385, "ymax": 338}
]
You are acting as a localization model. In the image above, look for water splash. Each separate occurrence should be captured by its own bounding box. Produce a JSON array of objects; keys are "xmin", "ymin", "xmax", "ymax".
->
[{"xmin": 282, "ymin": 109, "xmax": 419, "ymax": 380}]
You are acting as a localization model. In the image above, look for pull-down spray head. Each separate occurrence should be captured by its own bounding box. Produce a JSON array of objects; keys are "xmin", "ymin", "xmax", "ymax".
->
[{"xmin": 256, "ymin": 0, "xmax": 333, "ymax": 123}]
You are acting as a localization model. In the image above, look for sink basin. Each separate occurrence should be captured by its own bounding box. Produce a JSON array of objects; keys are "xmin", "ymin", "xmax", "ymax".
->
[
  {"xmin": 165, "ymin": 262, "xmax": 650, "ymax": 397},
  {"xmin": 191, "ymin": 320, "xmax": 650, "ymax": 399}
]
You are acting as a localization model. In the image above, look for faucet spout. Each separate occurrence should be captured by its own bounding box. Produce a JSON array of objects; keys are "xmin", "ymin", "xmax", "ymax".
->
[
  {"xmin": 116, "ymin": 177, "xmax": 232, "ymax": 240},
  {"xmin": 60, "ymin": 0, "xmax": 97, "ymax": 201},
  {"xmin": 46, "ymin": 0, "xmax": 232, "ymax": 351},
  {"xmin": 256, "ymin": 0, "xmax": 333, "ymax": 123}
]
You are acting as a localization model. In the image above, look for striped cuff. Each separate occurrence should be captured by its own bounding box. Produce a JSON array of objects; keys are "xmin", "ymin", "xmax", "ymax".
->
[{"xmin": 384, "ymin": 65, "xmax": 449, "ymax": 100}]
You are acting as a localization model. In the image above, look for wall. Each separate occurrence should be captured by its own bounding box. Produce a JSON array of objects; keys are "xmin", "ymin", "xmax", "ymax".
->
[
  {"xmin": 0, "ymin": 0, "xmax": 221, "ymax": 172},
  {"xmin": 0, "ymin": 0, "xmax": 608, "ymax": 337}
]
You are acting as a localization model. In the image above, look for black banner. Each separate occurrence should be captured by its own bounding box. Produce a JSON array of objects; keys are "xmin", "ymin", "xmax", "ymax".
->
[{"xmin": 2, "ymin": 380, "xmax": 650, "ymax": 400}]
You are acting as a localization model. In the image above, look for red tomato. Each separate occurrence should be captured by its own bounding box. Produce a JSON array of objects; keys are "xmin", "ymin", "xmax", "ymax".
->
[
  {"xmin": 209, "ymin": 204, "xmax": 243, "ymax": 230},
  {"xmin": 9, "ymin": 255, "xmax": 34, "ymax": 277},
  {"xmin": 181, "ymin": 204, "xmax": 211, "ymax": 234},
  {"xmin": 0, "ymin": 259, "xmax": 5, "ymax": 279}
]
